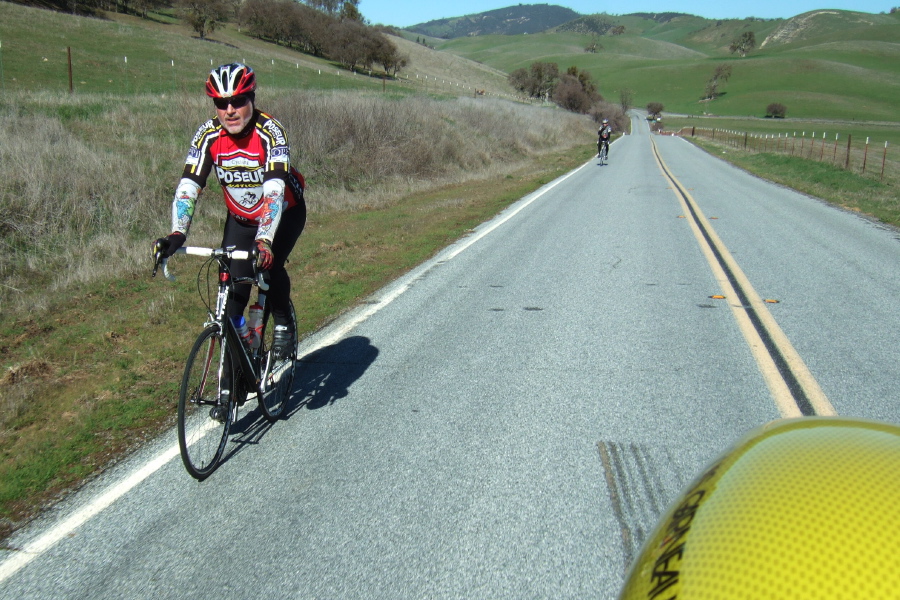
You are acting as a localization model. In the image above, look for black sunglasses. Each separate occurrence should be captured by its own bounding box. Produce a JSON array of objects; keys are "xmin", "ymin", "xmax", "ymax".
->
[{"xmin": 213, "ymin": 95, "xmax": 251, "ymax": 110}]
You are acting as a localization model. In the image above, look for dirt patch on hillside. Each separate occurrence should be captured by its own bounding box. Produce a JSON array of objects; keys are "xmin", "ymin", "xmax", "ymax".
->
[{"xmin": 761, "ymin": 11, "xmax": 840, "ymax": 48}]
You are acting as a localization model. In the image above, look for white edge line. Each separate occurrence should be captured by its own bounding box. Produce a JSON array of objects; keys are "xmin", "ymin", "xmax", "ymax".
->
[
  {"xmin": 0, "ymin": 156, "xmax": 593, "ymax": 584},
  {"xmin": 0, "ymin": 445, "xmax": 181, "ymax": 583}
]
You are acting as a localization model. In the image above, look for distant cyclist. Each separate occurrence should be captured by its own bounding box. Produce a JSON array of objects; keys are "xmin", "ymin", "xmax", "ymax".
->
[
  {"xmin": 153, "ymin": 63, "xmax": 306, "ymax": 361},
  {"xmin": 598, "ymin": 118, "xmax": 613, "ymax": 159}
]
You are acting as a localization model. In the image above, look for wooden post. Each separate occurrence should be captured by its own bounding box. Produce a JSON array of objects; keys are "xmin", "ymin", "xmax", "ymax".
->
[
  {"xmin": 844, "ymin": 134, "xmax": 852, "ymax": 170},
  {"xmin": 862, "ymin": 137, "xmax": 869, "ymax": 175},
  {"xmin": 68, "ymin": 46, "xmax": 73, "ymax": 94}
]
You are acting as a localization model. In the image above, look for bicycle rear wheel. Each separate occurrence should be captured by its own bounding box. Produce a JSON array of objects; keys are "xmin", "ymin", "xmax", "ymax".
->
[
  {"xmin": 259, "ymin": 299, "xmax": 296, "ymax": 422},
  {"xmin": 178, "ymin": 325, "xmax": 234, "ymax": 479}
]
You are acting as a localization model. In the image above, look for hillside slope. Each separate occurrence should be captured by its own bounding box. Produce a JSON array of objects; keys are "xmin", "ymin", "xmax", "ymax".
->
[
  {"xmin": 0, "ymin": 2, "xmax": 511, "ymax": 97},
  {"xmin": 408, "ymin": 3, "xmax": 579, "ymax": 38},
  {"xmin": 433, "ymin": 9, "xmax": 900, "ymax": 121}
]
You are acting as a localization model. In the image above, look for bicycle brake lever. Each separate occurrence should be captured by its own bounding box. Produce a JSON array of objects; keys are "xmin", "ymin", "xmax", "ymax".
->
[
  {"xmin": 152, "ymin": 251, "xmax": 163, "ymax": 278},
  {"xmin": 162, "ymin": 258, "xmax": 176, "ymax": 282}
]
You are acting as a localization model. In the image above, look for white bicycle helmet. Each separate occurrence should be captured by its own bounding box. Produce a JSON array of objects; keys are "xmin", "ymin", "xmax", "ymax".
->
[{"xmin": 205, "ymin": 63, "xmax": 257, "ymax": 99}]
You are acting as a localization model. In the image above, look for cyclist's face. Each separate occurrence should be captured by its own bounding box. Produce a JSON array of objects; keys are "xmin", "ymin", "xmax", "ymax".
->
[{"xmin": 216, "ymin": 98, "xmax": 253, "ymax": 135}]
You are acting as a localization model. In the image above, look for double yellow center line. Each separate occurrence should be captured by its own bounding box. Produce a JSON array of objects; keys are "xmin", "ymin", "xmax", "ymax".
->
[{"xmin": 651, "ymin": 138, "xmax": 836, "ymax": 418}]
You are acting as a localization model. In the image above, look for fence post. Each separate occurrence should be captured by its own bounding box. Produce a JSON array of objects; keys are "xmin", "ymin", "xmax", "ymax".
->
[
  {"xmin": 833, "ymin": 133, "xmax": 839, "ymax": 164},
  {"xmin": 820, "ymin": 132, "xmax": 826, "ymax": 161},
  {"xmin": 882, "ymin": 142, "xmax": 888, "ymax": 182},
  {"xmin": 68, "ymin": 46, "xmax": 73, "ymax": 94},
  {"xmin": 862, "ymin": 137, "xmax": 869, "ymax": 175},
  {"xmin": 845, "ymin": 134, "xmax": 852, "ymax": 170},
  {"xmin": 744, "ymin": 132, "xmax": 748, "ymax": 150}
]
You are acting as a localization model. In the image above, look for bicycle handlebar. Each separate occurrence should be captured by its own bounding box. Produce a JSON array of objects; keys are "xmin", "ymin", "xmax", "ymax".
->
[{"xmin": 156, "ymin": 246, "xmax": 269, "ymax": 290}]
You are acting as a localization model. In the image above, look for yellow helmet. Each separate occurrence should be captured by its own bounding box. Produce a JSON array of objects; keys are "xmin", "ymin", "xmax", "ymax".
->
[{"xmin": 619, "ymin": 417, "xmax": 900, "ymax": 600}]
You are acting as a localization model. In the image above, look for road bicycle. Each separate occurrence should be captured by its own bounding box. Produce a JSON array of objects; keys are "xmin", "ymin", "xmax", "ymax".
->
[
  {"xmin": 152, "ymin": 245, "xmax": 296, "ymax": 479},
  {"xmin": 598, "ymin": 139, "xmax": 609, "ymax": 165}
]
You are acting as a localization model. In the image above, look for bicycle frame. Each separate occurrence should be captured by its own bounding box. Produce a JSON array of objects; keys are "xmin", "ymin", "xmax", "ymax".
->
[
  {"xmin": 159, "ymin": 246, "xmax": 270, "ymax": 395},
  {"xmin": 156, "ymin": 244, "xmax": 294, "ymax": 477}
]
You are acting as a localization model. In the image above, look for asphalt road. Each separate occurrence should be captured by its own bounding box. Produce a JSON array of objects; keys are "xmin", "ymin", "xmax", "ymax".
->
[{"xmin": 3, "ymin": 114, "xmax": 899, "ymax": 598}]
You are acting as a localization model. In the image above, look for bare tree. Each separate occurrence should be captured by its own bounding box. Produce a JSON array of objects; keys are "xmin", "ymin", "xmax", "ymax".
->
[
  {"xmin": 704, "ymin": 63, "xmax": 732, "ymax": 100},
  {"xmin": 369, "ymin": 35, "xmax": 404, "ymax": 76},
  {"xmin": 508, "ymin": 62, "xmax": 560, "ymax": 100},
  {"xmin": 619, "ymin": 88, "xmax": 634, "ymax": 113},
  {"xmin": 176, "ymin": 0, "xmax": 232, "ymax": 39},
  {"xmin": 131, "ymin": 0, "xmax": 167, "ymax": 18},
  {"xmin": 551, "ymin": 66, "xmax": 602, "ymax": 114},
  {"xmin": 766, "ymin": 103, "xmax": 787, "ymax": 118},
  {"xmin": 729, "ymin": 31, "xmax": 756, "ymax": 57},
  {"xmin": 340, "ymin": 0, "xmax": 363, "ymax": 22},
  {"xmin": 590, "ymin": 101, "xmax": 628, "ymax": 132},
  {"xmin": 304, "ymin": 0, "xmax": 339, "ymax": 15},
  {"xmin": 552, "ymin": 75, "xmax": 592, "ymax": 113},
  {"xmin": 647, "ymin": 102, "xmax": 664, "ymax": 118}
]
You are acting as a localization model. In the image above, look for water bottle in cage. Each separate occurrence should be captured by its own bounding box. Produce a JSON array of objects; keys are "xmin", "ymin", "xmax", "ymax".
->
[
  {"xmin": 232, "ymin": 315, "xmax": 255, "ymax": 349},
  {"xmin": 247, "ymin": 299, "xmax": 264, "ymax": 350}
]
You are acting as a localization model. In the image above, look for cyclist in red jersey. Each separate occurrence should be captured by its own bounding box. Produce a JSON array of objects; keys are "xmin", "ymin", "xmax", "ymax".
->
[{"xmin": 154, "ymin": 63, "xmax": 306, "ymax": 360}]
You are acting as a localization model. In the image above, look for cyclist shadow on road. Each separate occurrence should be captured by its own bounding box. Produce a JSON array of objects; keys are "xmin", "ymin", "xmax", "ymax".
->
[
  {"xmin": 288, "ymin": 335, "xmax": 380, "ymax": 413},
  {"xmin": 222, "ymin": 336, "xmax": 378, "ymax": 463}
]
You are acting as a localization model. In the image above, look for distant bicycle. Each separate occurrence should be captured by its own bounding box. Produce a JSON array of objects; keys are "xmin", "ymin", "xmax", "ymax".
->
[
  {"xmin": 152, "ymin": 245, "xmax": 296, "ymax": 479},
  {"xmin": 598, "ymin": 140, "xmax": 609, "ymax": 165}
]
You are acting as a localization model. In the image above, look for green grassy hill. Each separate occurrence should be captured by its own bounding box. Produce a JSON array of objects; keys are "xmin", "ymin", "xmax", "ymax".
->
[
  {"xmin": 434, "ymin": 9, "xmax": 900, "ymax": 122},
  {"xmin": 0, "ymin": 2, "xmax": 510, "ymax": 97},
  {"xmin": 4, "ymin": 2, "xmax": 897, "ymax": 122},
  {"xmin": 407, "ymin": 3, "xmax": 579, "ymax": 38}
]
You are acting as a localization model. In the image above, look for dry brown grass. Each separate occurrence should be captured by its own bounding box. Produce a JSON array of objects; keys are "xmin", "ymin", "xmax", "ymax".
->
[{"xmin": 0, "ymin": 90, "xmax": 592, "ymax": 315}]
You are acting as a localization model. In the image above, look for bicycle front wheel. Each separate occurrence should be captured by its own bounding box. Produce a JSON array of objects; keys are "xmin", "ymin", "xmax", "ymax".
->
[
  {"xmin": 178, "ymin": 325, "xmax": 234, "ymax": 479},
  {"xmin": 259, "ymin": 299, "xmax": 296, "ymax": 422}
]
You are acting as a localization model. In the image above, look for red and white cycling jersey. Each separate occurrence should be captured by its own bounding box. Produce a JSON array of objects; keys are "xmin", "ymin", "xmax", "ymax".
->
[{"xmin": 179, "ymin": 110, "xmax": 303, "ymax": 229}]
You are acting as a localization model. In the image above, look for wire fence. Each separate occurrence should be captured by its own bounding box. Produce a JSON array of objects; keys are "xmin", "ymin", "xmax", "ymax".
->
[
  {"xmin": 676, "ymin": 126, "xmax": 894, "ymax": 182},
  {"xmin": 0, "ymin": 41, "xmax": 518, "ymax": 101}
]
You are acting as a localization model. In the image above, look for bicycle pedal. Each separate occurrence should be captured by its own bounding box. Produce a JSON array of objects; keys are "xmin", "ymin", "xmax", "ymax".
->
[{"xmin": 209, "ymin": 405, "xmax": 228, "ymax": 423}]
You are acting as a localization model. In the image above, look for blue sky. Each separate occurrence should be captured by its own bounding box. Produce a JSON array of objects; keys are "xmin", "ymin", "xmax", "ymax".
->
[{"xmin": 359, "ymin": 1, "xmax": 895, "ymax": 27}]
